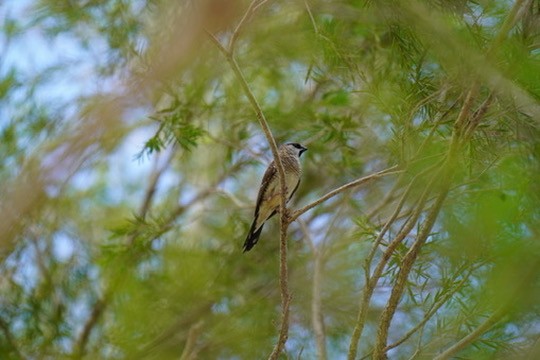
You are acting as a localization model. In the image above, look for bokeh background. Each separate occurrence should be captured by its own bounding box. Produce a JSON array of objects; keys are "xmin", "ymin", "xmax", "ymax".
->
[{"xmin": 0, "ymin": 0, "xmax": 539, "ymax": 359}]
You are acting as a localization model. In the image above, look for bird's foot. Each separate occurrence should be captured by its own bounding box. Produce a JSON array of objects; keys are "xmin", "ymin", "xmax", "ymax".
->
[{"xmin": 282, "ymin": 207, "xmax": 292, "ymax": 223}]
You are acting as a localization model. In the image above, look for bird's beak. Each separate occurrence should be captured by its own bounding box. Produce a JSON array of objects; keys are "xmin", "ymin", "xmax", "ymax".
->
[{"xmin": 299, "ymin": 146, "xmax": 307, "ymax": 156}]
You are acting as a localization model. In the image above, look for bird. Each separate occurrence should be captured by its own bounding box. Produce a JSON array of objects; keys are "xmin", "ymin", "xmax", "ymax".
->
[{"xmin": 243, "ymin": 142, "xmax": 307, "ymax": 252}]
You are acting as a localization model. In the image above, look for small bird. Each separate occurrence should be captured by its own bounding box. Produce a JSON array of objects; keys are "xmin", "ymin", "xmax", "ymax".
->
[{"xmin": 243, "ymin": 142, "xmax": 307, "ymax": 252}]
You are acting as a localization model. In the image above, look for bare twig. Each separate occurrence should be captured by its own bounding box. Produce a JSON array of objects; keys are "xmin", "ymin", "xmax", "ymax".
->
[
  {"xmin": 348, "ymin": 170, "xmax": 438, "ymax": 360},
  {"xmin": 133, "ymin": 303, "xmax": 213, "ymax": 359},
  {"xmin": 311, "ymin": 250, "xmax": 327, "ymax": 360},
  {"xmin": 139, "ymin": 148, "xmax": 176, "ymax": 218},
  {"xmin": 228, "ymin": 0, "xmax": 270, "ymax": 52},
  {"xmin": 385, "ymin": 264, "xmax": 477, "ymax": 352},
  {"xmin": 207, "ymin": 9, "xmax": 293, "ymax": 357},
  {"xmin": 291, "ymin": 167, "xmax": 402, "ymax": 222},
  {"xmin": 433, "ymin": 307, "xmax": 506, "ymax": 360},
  {"xmin": 373, "ymin": 183, "xmax": 450, "ymax": 359},
  {"xmin": 74, "ymin": 296, "xmax": 108, "ymax": 359},
  {"xmin": 299, "ymin": 220, "xmax": 327, "ymax": 360},
  {"xmin": 304, "ymin": 0, "xmax": 319, "ymax": 35},
  {"xmin": 180, "ymin": 321, "xmax": 205, "ymax": 360},
  {"xmin": 463, "ymin": 93, "xmax": 494, "ymax": 140},
  {"xmin": 434, "ymin": 258, "xmax": 539, "ymax": 360},
  {"xmin": 366, "ymin": 175, "xmax": 403, "ymax": 222}
]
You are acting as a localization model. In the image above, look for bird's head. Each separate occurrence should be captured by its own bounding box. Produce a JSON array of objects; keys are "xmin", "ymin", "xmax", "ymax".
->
[{"xmin": 283, "ymin": 142, "xmax": 308, "ymax": 157}]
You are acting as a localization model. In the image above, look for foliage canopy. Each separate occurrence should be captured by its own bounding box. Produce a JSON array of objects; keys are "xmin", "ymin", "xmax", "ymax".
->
[{"xmin": 0, "ymin": 0, "xmax": 539, "ymax": 359}]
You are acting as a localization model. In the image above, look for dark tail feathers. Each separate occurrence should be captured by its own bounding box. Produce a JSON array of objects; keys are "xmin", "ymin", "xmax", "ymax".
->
[{"xmin": 243, "ymin": 222, "xmax": 264, "ymax": 252}]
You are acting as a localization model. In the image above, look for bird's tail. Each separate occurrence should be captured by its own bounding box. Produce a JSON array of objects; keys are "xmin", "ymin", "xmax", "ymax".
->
[{"xmin": 243, "ymin": 221, "xmax": 264, "ymax": 252}]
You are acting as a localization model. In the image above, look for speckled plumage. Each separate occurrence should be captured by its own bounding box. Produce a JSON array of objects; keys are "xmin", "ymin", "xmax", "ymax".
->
[{"xmin": 243, "ymin": 143, "xmax": 307, "ymax": 252}]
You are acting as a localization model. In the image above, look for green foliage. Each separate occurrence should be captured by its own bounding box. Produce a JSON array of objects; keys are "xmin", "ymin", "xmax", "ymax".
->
[{"xmin": 0, "ymin": 0, "xmax": 539, "ymax": 359}]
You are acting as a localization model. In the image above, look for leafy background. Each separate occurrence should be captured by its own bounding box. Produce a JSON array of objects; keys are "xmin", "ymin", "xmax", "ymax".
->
[{"xmin": 0, "ymin": 0, "xmax": 539, "ymax": 359}]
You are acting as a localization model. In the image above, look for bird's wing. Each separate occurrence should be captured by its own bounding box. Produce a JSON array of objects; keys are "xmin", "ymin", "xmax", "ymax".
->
[
  {"xmin": 253, "ymin": 161, "xmax": 277, "ymax": 225},
  {"xmin": 288, "ymin": 178, "xmax": 301, "ymax": 202}
]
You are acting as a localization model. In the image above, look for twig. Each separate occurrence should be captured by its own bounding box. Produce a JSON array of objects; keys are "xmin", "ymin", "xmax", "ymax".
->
[
  {"xmin": 0, "ymin": 317, "xmax": 25, "ymax": 359},
  {"xmin": 150, "ymin": 160, "xmax": 248, "ymax": 242},
  {"xmin": 384, "ymin": 264, "xmax": 477, "ymax": 352},
  {"xmin": 434, "ymin": 258, "xmax": 539, "ymax": 360},
  {"xmin": 180, "ymin": 321, "xmax": 204, "ymax": 360},
  {"xmin": 372, "ymin": 184, "xmax": 450, "ymax": 359},
  {"xmin": 433, "ymin": 307, "xmax": 506, "ymax": 360},
  {"xmin": 207, "ymin": 11, "xmax": 292, "ymax": 357},
  {"xmin": 291, "ymin": 167, "xmax": 402, "ymax": 222},
  {"xmin": 138, "ymin": 148, "xmax": 176, "ymax": 218},
  {"xmin": 228, "ymin": 0, "xmax": 270, "ymax": 53},
  {"xmin": 74, "ymin": 296, "xmax": 108, "ymax": 358},
  {"xmin": 463, "ymin": 93, "xmax": 493, "ymax": 140},
  {"xmin": 311, "ymin": 250, "xmax": 327, "ymax": 360},
  {"xmin": 348, "ymin": 170, "xmax": 437, "ymax": 360},
  {"xmin": 366, "ymin": 175, "xmax": 403, "ymax": 222},
  {"xmin": 133, "ymin": 303, "xmax": 213, "ymax": 359},
  {"xmin": 299, "ymin": 220, "xmax": 327, "ymax": 360},
  {"xmin": 129, "ymin": 148, "xmax": 176, "ymax": 245},
  {"xmin": 364, "ymin": 0, "xmax": 528, "ymax": 349},
  {"xmin": 304, "ymin": 0, "xmax": 319, "ymax": 35}
]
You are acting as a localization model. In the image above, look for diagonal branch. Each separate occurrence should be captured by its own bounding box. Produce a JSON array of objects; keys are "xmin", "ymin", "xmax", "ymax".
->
[
  {"xmin": 384, "ymin": 264, "xmax": 478, "ymax": 352},
  {"xmin": 74, "ymin": 295, "xmax": 109, "ymax": 359},
  {"xmin": 0, "ymin": 317, "xmax": 26, "ymax": 360},
  {"xmin": 290, "ymin": 166, "xmax": 402, "ymax": 222},
  {"xmin": 228, "ymin": 0, "xmax": 270, "ymax": 52},
  {"xmin": 348, "ymin": 168, "xmax": 439, "ymax": 360},
  {"xmin": 433, "ymin": 307, "xmax": 507, "ymax": 360},
  {"xmin": 373, "ymin": 181, "xmax": 451, "ymax": 359}
]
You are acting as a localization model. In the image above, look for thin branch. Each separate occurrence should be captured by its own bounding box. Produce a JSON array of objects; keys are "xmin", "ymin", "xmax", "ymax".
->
[
  {"xmin": 228, "ymin": 0, "xmax": 270, "ymax": 52},
  {"xmin": 433, "ymin": 307, "xmax": 507, "ymax": 360},
  {"xmin": 151, "ymin": 160, "xmax": 248, "ymax": 242},
  {"xmin": 311, "ymin": 250, "xmax": 327, "ymax": 360},
  {"xmin": 372, "ymin": 184, "xmax": 450, "ymax": 359},
  {"xmin": 348, "ymin": 169, "xmax": 438, "ymax": 360},
  {"xmin": 180, "ymin": 321, "xmax": 204, "ymax": 360},
  {"xmin": 133, "ymin": 303, "xmax": 213, "ymax": 360},
  {"xmin": 366, "ymin": 174, "xmax": 403, "ymax": 222},
  {"xmin": 304, "ymin": 0, "xmax": 319, "ymax": 35},
  {"xmin": 384, "ymin": 264, "xmax": 477, "ymax": 352},
  {"xmin": 74, "ymin": 296, "xmax": 108, "ymax": 359},
  {"xmin": 207, "ymin": 21, "xmax": 292, "ymax": 359},
  {"xmin": 0, "ymin": 317, "xmax": 25, "ymax": 360},
  {"xmin": 299, "ymin": 220, "xmax": 327, "ymax": 360},
  {"xmin": 366, "ymin": 1, "xmax": 526, "ymax": 347},
  {"xmin": 463, "ymin": 93, "xmax": 494, "ymax": 140},
  {"xmin": 486, "ymin": 0, "xmax": 530, "ymax": 56},
  {"xmin": 138, "ymin": 148, "xmax": 176, "ymax": 219},
  {"xmin": 291, "ymin": 167, "xmax": 402, "ymax": 222}
]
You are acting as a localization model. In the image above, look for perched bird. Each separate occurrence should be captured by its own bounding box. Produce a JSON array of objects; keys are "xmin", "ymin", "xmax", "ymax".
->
[{"xmin": 243, "ymin": 142, "xmax": 307, "ymax": 252}]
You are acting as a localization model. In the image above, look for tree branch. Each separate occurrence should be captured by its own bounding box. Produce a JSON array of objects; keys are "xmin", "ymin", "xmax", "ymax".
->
[
  {"xmin": 433, "ymin": 307, "xmax": 506, "ymax": 360},
  {"xmin": 348, "ymin": 170, "xmax": 437, "ymax": 360},
  {"xmin": 299, "ymin": 219, "xmax": 327, "ymax": 360},
  {"xmin": 207, "ymin": 5, "xmax": 293, "ymax": 357},
  {"xmin": 74, "ymin": 296, "xmax": 108, "ymax": 359},
  {"xmin": 228, "ymin": 0, "xmax": 270, "ymax": 53},
  {"xmin": 290, "ymin": 166, "xmax": 402, "ymax": 222},
  {"xmin": 0, "ymin": 317, "xmax": 25, "ymax": 360},
  {"xmin": 180, "ymin": 321, "xmax": 204, "ymax": 360},
  {"xmin": 373, "ymin": 186, "xmax": 450, "ymax": 359},
  {"xmin": 384, "ymin": 264, "xmax": 477, "ymax": 352}
]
